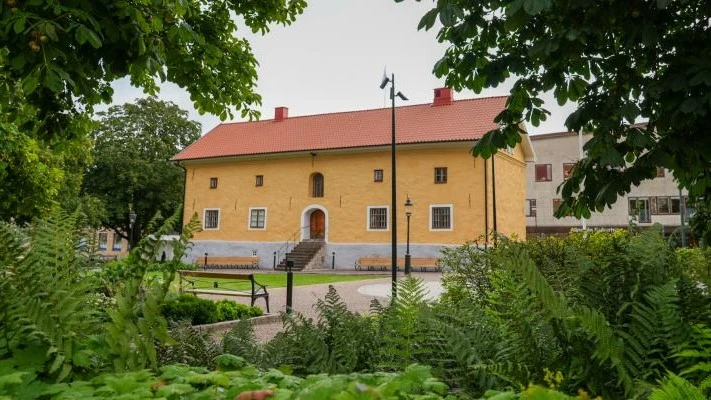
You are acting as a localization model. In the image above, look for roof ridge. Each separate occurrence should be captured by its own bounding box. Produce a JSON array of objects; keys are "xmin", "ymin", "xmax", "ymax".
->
[{"xmin": 215, "ymin": 95, "xmax": 510, "ymax": 126}]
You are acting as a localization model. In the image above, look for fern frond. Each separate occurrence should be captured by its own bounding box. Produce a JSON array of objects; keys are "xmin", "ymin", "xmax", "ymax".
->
[
  {"xmin": 375, "ymin": 277, "xmax": 430, "ymax": 371},
  {"xmin": 649, "ymin": 373, "xmax": 706, "ymax": 400},
  {"xmin": 0, "ymin": 209, "xmax": 102, "ymax": 381},
  {"xmin": 492, "ymin": 240, "xmax": 635, "ymax": 394},
  {"xmin": 102, "ymin": 208, "xmax": 198, "ymax": 372},
  {"xmin": 157, "ymin": 321, "xmax": 221, "ymax": 368}
]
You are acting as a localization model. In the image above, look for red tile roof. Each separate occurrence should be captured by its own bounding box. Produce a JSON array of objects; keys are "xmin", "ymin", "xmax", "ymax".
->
[{"xmin": 172, "ymin": 96, "xmax": 508, "ymax": 161}]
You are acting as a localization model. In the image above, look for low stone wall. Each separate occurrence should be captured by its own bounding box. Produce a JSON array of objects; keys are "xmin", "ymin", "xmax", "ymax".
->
[{"xmin": 193, "ymin": 313, "xmax": 281, "ymax": 334}]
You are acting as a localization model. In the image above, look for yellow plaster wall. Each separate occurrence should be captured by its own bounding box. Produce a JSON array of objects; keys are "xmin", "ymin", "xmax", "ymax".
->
[
  {"xmin": 182, "ymin": 143, "xmax": 525, "ymax": 245},
  {"xmin": 491, "ymin": 151, "xmax": 527, "ymax": 239}
]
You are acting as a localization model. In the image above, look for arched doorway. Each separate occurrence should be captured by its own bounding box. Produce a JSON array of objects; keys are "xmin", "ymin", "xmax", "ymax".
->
[{"xmin": 310, "ymin": 210, "xmax": 325, "ymax": 239}]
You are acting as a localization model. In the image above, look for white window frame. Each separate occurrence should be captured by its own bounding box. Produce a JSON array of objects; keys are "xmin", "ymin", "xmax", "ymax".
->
[
  {"xmin": 203, "ymin": 208, "xmax": 220, "ymax": 230},
  {"xmin": 525, "ymin": 199, "xmax": 537, "ymax": 217},
  {"xmin": 98, "ymin": 232, "xmax": 108, "ymax": 250},
  {"xmin": 429, "ymin": 204, "xmax": 453, "ymax": 231},
  {"xmin": 111, "ymin": 233, "xmax": 122, "ymax": 251},
  {"xmin": 366, "ymin": 205, "xmax": 390, "ymax": 231},
  {"xmin": 248, "ymin": 207, "xmax": 267, "ymax": 230}
]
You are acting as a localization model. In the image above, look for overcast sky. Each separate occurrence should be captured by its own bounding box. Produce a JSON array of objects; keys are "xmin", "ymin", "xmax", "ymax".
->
[{"xmin": 109, "ymin": 0, "xmax": 576, "ymax": 135}]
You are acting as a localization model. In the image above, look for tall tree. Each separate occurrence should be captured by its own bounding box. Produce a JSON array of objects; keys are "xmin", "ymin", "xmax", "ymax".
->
[
  {"xmin": 0, "ymin": 0, "xmax": 306, "ymax": 222},
  {"xmin": 407, "ymin": 0, "xmax": 711, "ymax": 217},
  {"xmin": 83, "ymin": 97, "xmax": 200, "ymax": 248}
]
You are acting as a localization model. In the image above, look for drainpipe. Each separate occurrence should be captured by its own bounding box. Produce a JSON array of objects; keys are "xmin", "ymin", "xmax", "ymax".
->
[
  {"xmin": 484, "ymin": 157, "xmax": 489, "ymax": 251},
  {"xmin": 579, "ymin": 130, "xmax": 587, "ymax": 230},
  {"xmin": 680, "ymin": 187, "xmax": 686, "ymax": 247},
  {"xmin": 492, "ymin": 153, "xmax": 498, "ymax": 246}
]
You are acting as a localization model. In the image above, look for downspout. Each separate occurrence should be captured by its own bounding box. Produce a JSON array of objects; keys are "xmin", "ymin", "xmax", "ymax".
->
[
  {"xmin": 492, "ymin": 153, "xmax": 498, "ymax": 246},
  {"xmin": 484, "ymin": 157, "xmax": 489, "ymax": 251}
]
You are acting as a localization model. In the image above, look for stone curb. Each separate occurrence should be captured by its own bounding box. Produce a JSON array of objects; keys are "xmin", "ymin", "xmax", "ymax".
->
[{"xmin": 194, "ymin": 313, "xmax": 282, "ymax": 333}]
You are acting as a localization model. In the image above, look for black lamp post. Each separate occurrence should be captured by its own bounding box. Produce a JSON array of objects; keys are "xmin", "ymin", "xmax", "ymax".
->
[
  {"xmin": 128, "ymin": 209, "xmax": 137, "ymax": 250},
  {"xmin": 380, "ymin": 71, "xmax": 408, "ymax": 299},
  {"xmin": 404, "ymin": 196, "xmax": 413, "ymax": 275}
]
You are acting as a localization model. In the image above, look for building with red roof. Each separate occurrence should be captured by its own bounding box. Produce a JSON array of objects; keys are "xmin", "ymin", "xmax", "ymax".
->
[{"xmin": 173, "ymin": 88, "xmax": 534, "ymax": 270}]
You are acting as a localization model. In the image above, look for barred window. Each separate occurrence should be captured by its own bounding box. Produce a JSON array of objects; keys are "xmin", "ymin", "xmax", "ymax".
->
[
  {"xmin": 255, "ymin": 175, "xmax": 264, "ymax": 187},
  {"xmin": 431, "ymin": 206, "xmax": 452, "ymax": 230},
  {"xmin": 249, "ymin": 208, "xmax": 266, "ymax": 229},
  {"xmin": 204, "ymin": 209, "xmax": 219, "ymax": 229},
  {"xmin": 210, "ymin": 177, "xmax": 218, "ymax": 189},
  {"xmin": 368, "ymin": 207, "xmax": 388, "ymax": 230}
]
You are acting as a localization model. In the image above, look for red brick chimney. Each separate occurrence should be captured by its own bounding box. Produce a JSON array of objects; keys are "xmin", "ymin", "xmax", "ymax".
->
[
  {"xmin": 433, "ymin": 88, "xmax": 453, "ymax": 106},
  {"xmin": 274, "ymin": 106, "xmax": 289, "ymax": 122}
]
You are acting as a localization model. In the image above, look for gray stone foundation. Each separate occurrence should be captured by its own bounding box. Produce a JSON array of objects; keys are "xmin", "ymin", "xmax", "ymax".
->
[{"xmin": 185, "ymin": 241, "xmax": 456, "ymax": 270}]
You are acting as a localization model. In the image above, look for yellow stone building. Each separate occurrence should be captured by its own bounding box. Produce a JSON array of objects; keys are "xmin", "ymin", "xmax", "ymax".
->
[{"xmin": 173, "ymin": 89, "xmax": 534, "ymax": 269}]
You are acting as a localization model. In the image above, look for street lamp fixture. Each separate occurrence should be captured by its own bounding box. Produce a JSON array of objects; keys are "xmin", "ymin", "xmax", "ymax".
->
[
  {"xmin": 404, "ymin": 196, "xmax": 413, "ymax": 275},
  {"xmin": 380, "ymin": 71, "xmax": 407, "ymax": 299}
]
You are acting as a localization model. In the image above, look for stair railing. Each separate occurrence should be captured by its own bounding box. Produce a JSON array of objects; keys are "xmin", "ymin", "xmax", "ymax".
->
[{"xmin": 274, "ymin": 226, "xmax": 308, "ymax": 269}]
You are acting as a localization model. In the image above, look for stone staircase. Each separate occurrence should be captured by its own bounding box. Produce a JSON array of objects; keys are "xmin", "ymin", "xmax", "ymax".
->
[{"xmin": 275, "ymin": 239, "xmax": 325, "ymax": 271}]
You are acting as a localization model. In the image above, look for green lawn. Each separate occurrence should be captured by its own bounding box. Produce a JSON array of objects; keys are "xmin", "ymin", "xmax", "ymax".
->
[{"xmin": 151, "ymin": 272, "xmax": 385, "ymax": 291}]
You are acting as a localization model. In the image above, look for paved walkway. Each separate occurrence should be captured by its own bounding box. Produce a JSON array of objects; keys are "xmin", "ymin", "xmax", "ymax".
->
[{"xmin": 203, "ymin": 271, "xmax": 443, "ymax": 342}]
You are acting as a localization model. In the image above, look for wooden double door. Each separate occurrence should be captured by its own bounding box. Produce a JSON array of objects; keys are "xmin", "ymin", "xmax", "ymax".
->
[{"xmin": 309, "ymin": 210, "xmax": 325, "ymax": 239}]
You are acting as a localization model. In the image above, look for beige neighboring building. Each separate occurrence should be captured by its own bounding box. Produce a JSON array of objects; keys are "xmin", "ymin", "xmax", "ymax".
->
[
  {"xmin": 97, "ymin": 229, "xmax": 129, "ymax": 259},
  {"xmin": 526, "ymin": 131, "xmax": 691, "ymax": 237}
]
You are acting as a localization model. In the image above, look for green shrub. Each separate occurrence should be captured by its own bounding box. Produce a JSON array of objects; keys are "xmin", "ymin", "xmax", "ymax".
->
[
  {"xmin": 215, "ymin": 299, "xmax": 262, "ymax": 321},
  {"xmin": 676, "ymin": 247, "xmax": 711, "ymax": 289},
  {"xmin": 439, "ymin": 241, "xmax": 491, "ymax": 305},
  {"xmin": 163, "ymin": 296, "xmax": 262, "ymax": 325},
  {"xmin": 162, "ymin": 294, "xmax": 219, "ymax": 325}
]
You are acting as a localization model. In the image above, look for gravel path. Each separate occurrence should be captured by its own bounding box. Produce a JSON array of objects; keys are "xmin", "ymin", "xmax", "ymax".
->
[{"xmin": 200, "ymin": 271, "xmax": 443, "ymax": 342}]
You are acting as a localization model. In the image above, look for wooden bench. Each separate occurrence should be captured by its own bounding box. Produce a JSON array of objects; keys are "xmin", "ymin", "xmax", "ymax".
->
[
  {"xmin": 196, "ymin": 255, "xmax": 260, "ymax": 270},
  {"xmin": 354, "ymin": 257, "xmax": 442, "ymax": 272},
  {"xmin": 354, "ymin": 257, "xmax": 393, "ymax": 271},
  {"xmin": 178, "ymin": 270, "xmax": 270, "ymax": 313},
  {"xmin": 408, "ymin": 257, "xmax": 442, "ymax": 272}
]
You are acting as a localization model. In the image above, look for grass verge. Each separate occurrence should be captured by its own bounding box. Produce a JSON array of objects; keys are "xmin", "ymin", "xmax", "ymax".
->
[{"xmin": 151, "ymin": 272, "xmax": 385, "ymax": 291}]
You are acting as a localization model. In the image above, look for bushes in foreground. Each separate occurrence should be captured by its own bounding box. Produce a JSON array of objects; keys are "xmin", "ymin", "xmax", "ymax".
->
[
  {"xmin": 221, "ymin": 228, "xmax": 711, "ymax": 399},
  {"xmin": 5, "ymin": 361, "xmax": 452, "ymax": 400}
]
